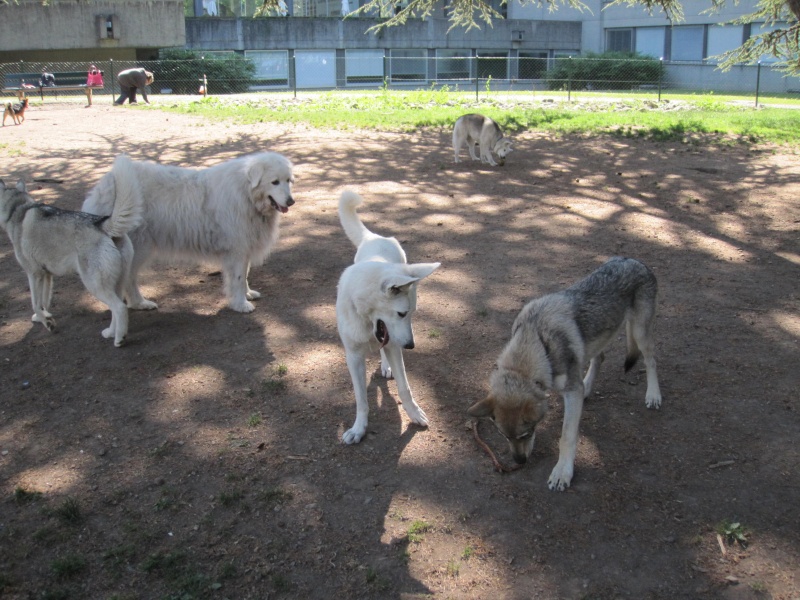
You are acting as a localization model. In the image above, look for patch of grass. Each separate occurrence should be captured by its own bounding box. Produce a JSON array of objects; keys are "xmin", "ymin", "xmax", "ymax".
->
[
  {"xmin": 154, "ymin": 491, "xmax": 176, "ymax": 512},
  {"xmin": 13, "ymin": 486, "xmax": 43, "ymax": 505},
  {"xmin": 274, "ymin": 363, "xmax": 288, "ymax": 377},
  {"xmin": 461, "ymin": 545, "xmax": 474, "ymax": 560},
  {"xmin": 446, "ymin": 560, "xmax": 460, "ymax": 578},
  {"xmin": 103, "ymin": 544, "xmax": 137, "ymax": 574},
  {"xmin": 54, "ymin": 497, "xmax": 83, "ymax": 525},
  {"xmin": 247, "ymin": 412, "xmax": 262, "ymax": 427},
  {"xmin": 258, "ymin": 487, "xmax": 293, "ymax": 508},
  {"xmin": 365, "ymin": 566, "xmax": 392, "ymax": 591},
  {"xmin": 158, "ymin": 91, "xmax": 800, "ymax": 146},
  {"xmin": 219, "ymin": 489, "xmax": 244, "ymax": 507},
  {"xmin": 428, "ymin": 328, "xmax": 441, "ymax": 339},
  {"xmin": 51, "ymin": 554, "xmax": 87, "ymax": 579},
  {"xmin": 262, "ymin": 377, "xmax": 287, "ymax": 394},
  {"xmin": 271, "ymin": 573, "xmax": 291, "ymax": 593},
  {"xmin": 717, "ymin": 519, "xmax": 749, "ymax": 548},
  {"xmin": 407, "ymin": 520, "xmax": 431, "ymax": 543},
  {"xmin": 476, "ymin": 308, "xmax": 489, "ymax": 318}
]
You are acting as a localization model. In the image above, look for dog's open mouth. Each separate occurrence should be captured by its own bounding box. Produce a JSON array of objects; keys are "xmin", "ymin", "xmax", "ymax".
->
[
  {"xmin": 375, "ymin": 320, "xmax": 389, "ymax": 348},
  {"xmin": 269, "ymin": 196, "xmax": 289, "ymax": 214}
]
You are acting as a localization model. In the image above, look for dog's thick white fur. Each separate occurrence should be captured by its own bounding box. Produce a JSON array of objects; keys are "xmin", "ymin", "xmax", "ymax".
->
[
  {"xmin": 336, "ymin": 190, "xmax": 440, "ymax": 444},
  {"xmin": 452, "ymin": 113, "xmax": 513, "ymax": 167},
  {"xmin": 0, "ymin": 155, "xmax": 142, "ymax": 346},
  {"xmin": 82, "ymin": 152, "xmax": 295, "ymax": 313}
]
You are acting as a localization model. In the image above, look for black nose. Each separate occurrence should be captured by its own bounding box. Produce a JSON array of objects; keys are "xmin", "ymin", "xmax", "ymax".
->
[
  {"xmin": 286, "ymin": 197, "xmax": 295, "ymax": 207},
  {"xmin": 404, "ymin": 341, "xmax": 415, "ymax": 350},
  {"xmin": 513, "ymin": 454, "xmax": 527, "ymax": 465}
]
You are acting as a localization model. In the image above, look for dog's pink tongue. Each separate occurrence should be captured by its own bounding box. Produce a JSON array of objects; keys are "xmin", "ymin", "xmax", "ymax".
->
[{"xmin": 278, "ymin": 205, "xmax": 289, "ymax": 214}]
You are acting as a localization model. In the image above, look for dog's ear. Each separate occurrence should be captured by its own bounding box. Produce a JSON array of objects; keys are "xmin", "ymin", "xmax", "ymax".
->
[
  {"xmin": 405, "ymin": 262, "xmax": 440, "ymax": 281},
  {"xmin": 15, "ymin": 180, "xmax": 27, "ymax": 193},
  {"xmin": 467, "ymin": 397, "xmax": 495, "ymax": 418},
  {"xmin": 246, "ymin": 161, "xmax": 264, "ymax": 190},
  {"xmin": 382, "ymin": 274, "xmax": 418, "ymax": 295}
]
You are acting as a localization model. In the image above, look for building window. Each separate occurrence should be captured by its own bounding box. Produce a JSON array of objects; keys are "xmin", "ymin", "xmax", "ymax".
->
[
  {"xmin": 346, "ymin": 49, "xmax": 385, "ymax": 84},
  {"xmin": 671, "ymin": 25, "xmax": 705, "ymax": 61},
  {"xmin": 436, "ymin": 49, "xmax": 471, "ymax": 80},
  {"xmin": 245, "ymin": 50, "xmax": 289, "ymax": 86},
  {"xmin": 606, "ymin": 29, "xmax": 633, "ymax": 53},
  {"xmin": 635, "ymin": 27, "xmax": 665, "ymax": 59},
  {"xmin": 389, "ymin": 50, "xmax": 427, "ymax": 82}
]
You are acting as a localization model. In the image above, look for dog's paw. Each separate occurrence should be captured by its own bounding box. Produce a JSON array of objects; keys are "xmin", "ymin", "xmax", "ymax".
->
[
  {"xmin": 646, "ymin": 392, "xmax": 662, "ymax": 409},
  {"xmin": 114, "ymin": 336, "xmax": 126, "ymax": 348},
  {"xmin": 342, "ymin": 427, "xmax": 366, "ymax": 445},
  {"xmin": 547, "ymin": 462, "xmax": 574, "ymax": 492},
  {"xmin": 131, "ymin": 299, "xmax": 158, "ymax": 310},
  {"xmin": 102, "ymin": 327, "xmax": 113, "ymax": 339},
  {"xmin": 34, "ymin": 314, "xmax": 57, "ymax": 331},
  {"xmin": 407, "ymin": 407, "xmax": 429, "ymax": 428},
  {"xmin": 380, "ymin": 362, "xmax": 393, "ymax": 379},
  {"xmin": 246, "ymin": 289, "xmax": 261, "ymax": 300},
  {"xmin": 230, "ymin": 300, "xmax": 255, "ymax": 313}
]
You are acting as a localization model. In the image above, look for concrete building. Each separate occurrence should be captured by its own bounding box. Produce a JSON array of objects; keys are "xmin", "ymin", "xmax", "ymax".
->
[{"xmin": 0, "ymin": 0, "xmax": 185, "ymax": 63}]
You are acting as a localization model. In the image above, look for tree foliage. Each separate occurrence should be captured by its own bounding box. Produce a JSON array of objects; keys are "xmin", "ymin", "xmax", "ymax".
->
[{"xmin": 157, "ymin": 49, "xmax": 257, "ymax": 93}]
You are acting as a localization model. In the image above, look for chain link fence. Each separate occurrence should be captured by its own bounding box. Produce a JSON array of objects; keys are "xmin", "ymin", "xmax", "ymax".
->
[{"xmin": 2, "ymin": 56, "xmax": 798, "ymax": 105}]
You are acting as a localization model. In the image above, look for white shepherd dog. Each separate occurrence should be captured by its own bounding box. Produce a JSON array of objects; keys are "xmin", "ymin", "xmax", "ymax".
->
[
  {"xmin": 336, "ymin": 190, "xmax": 440, "ymax": 444},
  {"xmin": 83, "ymin": 152, "xmax": 295, "ymax": 313}
]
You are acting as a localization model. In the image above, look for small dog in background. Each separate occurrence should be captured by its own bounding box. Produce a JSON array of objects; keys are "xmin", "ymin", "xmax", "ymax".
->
[
  {"xmin": 336, "ymin": 190, "xmax": 440, "ymax": 444},
  {"xmin": 468, "ymin": 257, "xmax": 662, "ymax": 491},
  {"xmin": 452, "ymin": 113, "xmax": 513, "ymax": 166},
  {"xmin": 0, "ymin": 155, "xmax": 143, "ymax": 346},
  {"xmin": 3, "ymin": 98, "xmax": 29, "ymax": 126}
]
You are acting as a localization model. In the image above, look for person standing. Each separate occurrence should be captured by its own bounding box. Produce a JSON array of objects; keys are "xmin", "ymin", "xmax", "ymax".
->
[{"xmin": 114, "ymin": 68, "xmax": 154, "ymax": 105}]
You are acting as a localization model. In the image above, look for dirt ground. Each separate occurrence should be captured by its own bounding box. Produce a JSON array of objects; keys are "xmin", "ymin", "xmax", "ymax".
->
[{"xmin": 0, "ymin": 97, "xmax": 798, "ymax": 600}]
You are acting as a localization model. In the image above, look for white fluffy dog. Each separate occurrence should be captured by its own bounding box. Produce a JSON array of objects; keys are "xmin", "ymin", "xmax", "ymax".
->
[
  {"xmin": 336, "ymin": 190, "xmax": 440, "ymax": 444},
  {"xmin": 82, "ymin": 152, "xmax": 295, "ymax": 313}
]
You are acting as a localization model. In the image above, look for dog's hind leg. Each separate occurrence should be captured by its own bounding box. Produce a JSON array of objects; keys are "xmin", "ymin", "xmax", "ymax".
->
[
  {"xmin": 627, "ymin": 318, "xmax": 662, "ymax": 409},
  {"xmin": 244, "ymin": 263, "xmax": 261, "ymax": 301},
  {"xmin": 82, "ymin": 266, "xmax": 129, "ymax": 347},
  {"xmin": 125, "ymin": 245, "xmax": 158, "ymax": 310},
  {"xmin": 548, "ymin": 387, "xmax": 585, "ymax": 491},
  {"xmin": 28, "ymin": 272, "xmax": 56, "ymax": 331},
  {"xmin": 379, "ymin": 348, "xmax": 393, "ymax": 379},
  {"xmin": 382, "ymin": 344, "xmax": 429, "ymax": 429},
  {"xmin": 342, "ymin": 349, "xmax": 369, "ymax": 444},
  {"xmin": 582, "ymin": 351, "xmax": 605, "ymax": 399}
]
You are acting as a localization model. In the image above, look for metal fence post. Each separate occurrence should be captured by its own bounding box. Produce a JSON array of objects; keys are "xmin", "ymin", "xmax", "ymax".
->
[
  {"xmin": 567, "ymin": 56, "xmax": 572, "ymax": 102},
  {"xmin": 475, "ymin": 56, "xmax": 479, "ymax": 102},
  {"xmin": 110, "ymin": 58, "xmax": 116, "ymax": 103},
  {"xmin": 292, "ymin": 53, "xmax": 297, "ymax": 98},
  {"xmin": 658, "ymin": 57, "xmax": 663, "ymax": 102},
  {"xmin": 755, "ymin": 61, "xmax": 761, "ymax": 108}
]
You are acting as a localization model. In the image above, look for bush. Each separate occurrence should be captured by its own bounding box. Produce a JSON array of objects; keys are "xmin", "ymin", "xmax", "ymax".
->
[
  {"xmin": 154, "ymin": 48, "xmax": 257, "ymax": 94},
  {"xmin": 545, "ymin": 52, "xmax": 662, "ymax": 91}
]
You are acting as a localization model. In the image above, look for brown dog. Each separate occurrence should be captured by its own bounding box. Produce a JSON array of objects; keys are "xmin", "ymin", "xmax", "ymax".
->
[{"xmin": 3, "ymin": 98, "xmax": 29, "ymax": 126}]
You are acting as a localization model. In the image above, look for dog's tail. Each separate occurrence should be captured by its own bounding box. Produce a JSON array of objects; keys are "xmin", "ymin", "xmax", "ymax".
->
[
  {"xmin": 338, "ymin": 190, "xmax": 370, "ymax": 248},
  {"xmin": 99, "ymin": 154, "xmax": 143, "ymax": 238}
]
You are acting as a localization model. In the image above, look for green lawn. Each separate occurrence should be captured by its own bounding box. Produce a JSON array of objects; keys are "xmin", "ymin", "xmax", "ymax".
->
[{"xmin": 156, "ymin": 88, "xmax": 800, "ymax": 145}]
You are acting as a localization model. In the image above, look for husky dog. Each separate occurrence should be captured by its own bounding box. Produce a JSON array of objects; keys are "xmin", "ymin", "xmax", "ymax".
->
[
  {"xmin": 336, "ymin": 190, "xmax": 441, "ymax": 444},
  {"xmin": 468, "ymin": 257, "xmax": 662, "ymax": 491},
  {"xmin": 3, "ymin": 98, "xmax": 29, "ymax": 126},
  {"xmin": 0, "ymin": 155, "xmax": 142, "ymax": 346},
  {"xmin": 82, "ymin": 152, "xmax": 295, "ymax": 313},
  {"xmin": 452, "ymin": 113, "xmax": 514, "ymax": 166}
]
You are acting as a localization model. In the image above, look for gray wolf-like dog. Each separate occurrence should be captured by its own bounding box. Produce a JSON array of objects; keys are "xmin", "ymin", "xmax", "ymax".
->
[
  {"xmin": 336, "ymin": 190, "xmax": 440, "ymax": 444},
  {"xmin": 452, "ymin": 113, "xmax": 513, "ymax": 166},
  {"xmin": 468, "ymin": 257, "xmax": 662, "ymax": 491},
  {"xmin": 82, "ymin": 152, "xmax": 295, "ymax": 313},
  {"xmin": 0, "ymin": 155, "xmax": 142, "ymax": 346}
]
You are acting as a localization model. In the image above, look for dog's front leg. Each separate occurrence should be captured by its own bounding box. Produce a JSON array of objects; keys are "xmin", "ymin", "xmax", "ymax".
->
[
  {"xmin": 342, "ymin": 348, "xmax": 369, "ymax": 444},
  {"xmin": 382, "ymin": 344, "xmax": 429, "ymax": 429},
  {"xmin": 223, "ymin": 259, "xmax": 255, "ymax": 313},
  {"xmin": 548, "ymin": 388, "xmax": 585, "ymax": 491},
  {"xmin": 244, "ymin": 263, "xmax": 261, "ymax": 301}
]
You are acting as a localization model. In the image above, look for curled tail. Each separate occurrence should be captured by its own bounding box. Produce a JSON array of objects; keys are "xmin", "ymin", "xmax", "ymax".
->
[
  {"xmin": 338, "ymin": 190, "xmax": 370, "ymax": 248},
  {"xmin": 99, "ymin": 154, "xmax": 143, "ymax": 238}
]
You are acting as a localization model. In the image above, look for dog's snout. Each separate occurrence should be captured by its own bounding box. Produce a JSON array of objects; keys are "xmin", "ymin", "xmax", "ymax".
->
[
  {"xmin": 512, "ymin": 453, "xmax": 528, "ymax": 465},
  {"xmin": 286, "ymin": 197, "xmax": 295, "ymax": 207},
  {"xmin": 404, "ymin": 340, "xmax": 415, "ymax": 350}
]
